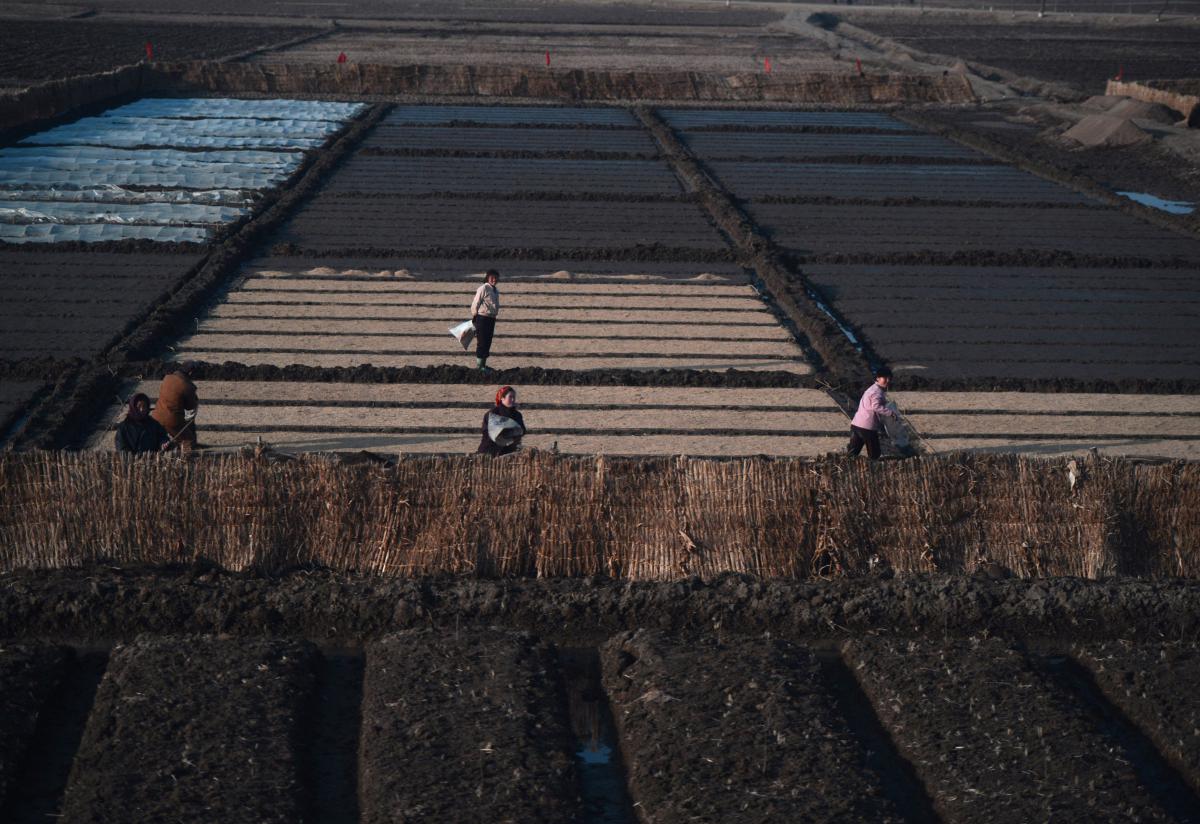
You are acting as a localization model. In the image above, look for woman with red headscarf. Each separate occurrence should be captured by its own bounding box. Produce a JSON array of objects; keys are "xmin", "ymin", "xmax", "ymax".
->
[{"xmin": 477, "ymin": 385, "xmax": 526, "ymax": 456}]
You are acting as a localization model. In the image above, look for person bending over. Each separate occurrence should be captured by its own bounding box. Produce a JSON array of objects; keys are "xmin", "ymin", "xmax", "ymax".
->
[
  {"xmin": 152, "ymin": 361, "xmax": 199, "ymax": 452},
  {"xmin": 478, "ymin": 385, "xmax": 526, "ymax": 456},
  {"xmin": 471, "ymin": 269, "xmax": 501, "ymax": 373},
  {"xmin": 847, "ymin": 366, "xmax": 899, "ymax": 460},
  {"xmin": 115, "ymin": 393, "xmax": 171, "ymax": 454}
]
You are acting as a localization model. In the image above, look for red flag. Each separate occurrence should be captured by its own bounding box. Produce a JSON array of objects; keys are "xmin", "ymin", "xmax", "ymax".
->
[
  {"xmin": 856, "ymin": 57, "xmax": 864, "ymax": 76},
  {"xmin": 144, "ymin": 41, "xmax": 154, "ymax": 61},
  {"xmin": 545, "ymin": 51, "xmax": 551, "ymax": 67},
  {"xmin": 764, "ymin": 56, "xmax": 771, "ymax": 73},
  {"xmin": 1114, "ymin": 64, "xmax": 1124, "ymax": 81},
  {"xmin": 337, "ymin": 52, "xmax": 347, "ymax": 64}
]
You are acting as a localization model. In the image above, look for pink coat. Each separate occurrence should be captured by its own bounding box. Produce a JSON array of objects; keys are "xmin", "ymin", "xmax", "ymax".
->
[{"xmin": 851, "ymin": 383, "xmax": 897, "ymax": 431}]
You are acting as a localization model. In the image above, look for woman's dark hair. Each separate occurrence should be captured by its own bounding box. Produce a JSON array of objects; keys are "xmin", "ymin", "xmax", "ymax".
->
[{"xmin": 485, "ymin": 269, "xmax": 500, "ymax": 281}]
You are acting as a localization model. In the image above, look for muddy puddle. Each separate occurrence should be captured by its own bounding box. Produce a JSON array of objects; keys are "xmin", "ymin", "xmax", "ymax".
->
[
  {"xmin": 561, "ymin": 648, "xmax": 636, "ymax": 824},
  {"xmin": 1117, "ymin": 191, "xmax": 1196, "ymax": 215}
]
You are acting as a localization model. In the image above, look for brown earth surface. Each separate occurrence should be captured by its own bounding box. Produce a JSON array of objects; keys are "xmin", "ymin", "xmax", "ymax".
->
[
  {"xmin": 848, "ymin": 15, "xmax": 1200, "ymax": 94},
  {"xmin": 0, "ymin": 19, "xmax": 317, "ymax": 88}
]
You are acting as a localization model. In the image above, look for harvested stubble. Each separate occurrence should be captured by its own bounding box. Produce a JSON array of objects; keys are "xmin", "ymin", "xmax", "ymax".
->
[{"xmin": 0, "ymin": 452, "xmax": 1196, "ymax": 579}]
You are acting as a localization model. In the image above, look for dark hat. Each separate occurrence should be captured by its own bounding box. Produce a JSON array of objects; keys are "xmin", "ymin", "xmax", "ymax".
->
[{"xmin": 873, "ymin": 366, "xmax": 893, "ymax": 379}]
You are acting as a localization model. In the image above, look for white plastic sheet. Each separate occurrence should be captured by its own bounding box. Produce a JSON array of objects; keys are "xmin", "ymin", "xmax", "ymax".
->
[
  {"xmin": 0, "ymin": 186, "xmax": 254, "ymax": 205},
  {"xmin": 0, "ymin": 146, "xmax": 299, "ymax": 168},
  {"xmin": 0, "ymin": 223, "xmax": 210, "ymax": 243},
  {"xmin": 0, "ymin": 200, "xmax": 247, "ymax": 226},
  {"xmin": 1, "ymin": 96, "xmax": 360, "ymax": 246},
  {"xmin": 109, "ymin": 98, "xmax": 366, "ymax": 122}
]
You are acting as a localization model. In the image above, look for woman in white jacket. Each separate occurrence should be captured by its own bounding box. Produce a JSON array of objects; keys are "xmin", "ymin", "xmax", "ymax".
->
[{"xmin": 471, "ymin": 269, "xmax": 500, "ymax": 372}]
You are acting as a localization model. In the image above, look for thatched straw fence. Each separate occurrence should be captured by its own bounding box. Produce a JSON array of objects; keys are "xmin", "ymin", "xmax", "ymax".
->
[{"xmin": 1, "ymin": 452, "xmax": 1197, "ymax": 579}]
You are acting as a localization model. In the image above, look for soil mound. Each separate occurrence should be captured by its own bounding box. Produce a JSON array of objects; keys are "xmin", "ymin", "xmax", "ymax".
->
[{"xmin": 1063, "ymin": 114, "xmax": 1151, "ymax": 148}]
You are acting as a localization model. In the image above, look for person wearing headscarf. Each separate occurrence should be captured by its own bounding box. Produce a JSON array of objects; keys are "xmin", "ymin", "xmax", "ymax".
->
[
  {"xmin": 470, "ymin": 269, "xmax": 501, "ymax": 373},
  {"xmin": 151, "ymin": 361, "xmax": 199, "ymax": 452},
  {"xmin": 114, "ymin": 393, "xmax": 170, "ymax": 454},
  {"xmin": 477, "ymin": 385, "xmax": 526, "ymax": 456}
]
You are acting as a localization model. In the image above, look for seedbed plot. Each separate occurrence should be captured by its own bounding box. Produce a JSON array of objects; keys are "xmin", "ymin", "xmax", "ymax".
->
[
  {"xmin": 243, "ymin": 257, "xmax": 748, "ymax": 282},
  {"xmin": 1074, "ymin": 641, "xmax": 1200, "ymax": 793},
  {"xmin": 853, "ymin": 19, "xmax": 1200, "ymax": 93},
  {"xmin": 661, "ymin": 108, "xmax": 907, "ymax": 130},
  {"xmin": 751, "ymin": 203, "xmax": 1200, "ymax": 260},
  {"xmin": 601, "ymin": 631, "xmax": 904, "ymax": 822},
  {"xmin": 0, "ymin": 251, "xmax": 205, "ymax": 362},
  {"xmin": 88, "ymin": 382, "xmax": 845, "ymax": 456},
  {"xmin": 64, "ymin": 0, "xmax": 782, "ymax": 25},
  {"xmin": 323, "ymin": 156, "xmax": 682, "ymax": 195},
  {"xmin": 252, "ymin": 26, "xmax": 836, "ymax": 74},
  {"xmin": 60, "ymin": 636, "xmax": 316, "ymax": 823},
  {"xmin": 278, "ymin": 196, "xmax": 727, "ymax": 252},
  {"xmin": 383, "ymin": 105, "xmax": 638, "ymax": 127},
  {"xmin": 170, "ymin": 274, "xmax": 810, "ymax": 373},
  {"xmin": 0, "ymin": 645, "xmax": 67, "ymax": 806},
  {"xmin": 708, "ymin": 161, "xmax": 1086, "ymax": 203},
  {"xmin": 806, "ymin": 264, "xmax": 1200, "ymax": 382},
  {"xmin": 0, "ymin": 20, "xmax": 316, "ymax": 86},
  {"xmin": 681, "ymin": 130, "xmax": 980, "ymax": 160},
  {"xmin": 362, "ymin": 125, "xmax": 659, "ymax": 155},
  {"xmin": 844, "ymin": 637, "xmax": 1177, "ymax": 823},
  {"xmin": 360, "ymin": 630, "xmax": 578, "ymax": 823},
  {"xmin": 894, "ymin": 391, "xmax": 1200, "ymax": 458}
]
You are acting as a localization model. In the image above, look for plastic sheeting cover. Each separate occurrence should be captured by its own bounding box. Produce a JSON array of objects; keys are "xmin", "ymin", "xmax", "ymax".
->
[
  {"xmin": 0, "ymin": 201, "xmax": 248, "ymax": 226},
  {"xmin": 110, "ymin": 98, "xmax": 366, "ymax": 122},
  {"xmin": 0, "ymin": 96, "xmax": 360, "ymax": 245},
  {"xmin": 0, "ymin": 187, "xmax": 254, "ymax": 205},
  {"xmin": 0, "ymin": 146, "xmax": 300, "ymax": 168},
  {"xmin": 0, "ymin": 223, "xmax": 210, "ymax": 243}
]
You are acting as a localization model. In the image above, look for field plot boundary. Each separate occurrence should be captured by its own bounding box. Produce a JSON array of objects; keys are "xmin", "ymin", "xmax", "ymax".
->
[{"xmin": 2, "ymin": 451, "xmax": 1198, "ymax": 579}]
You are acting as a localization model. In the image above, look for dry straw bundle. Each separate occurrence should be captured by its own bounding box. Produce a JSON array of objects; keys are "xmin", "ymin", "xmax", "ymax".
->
[{"xmin": 0, "ymin": 451, "xmax": 1196, "ymax": 579}]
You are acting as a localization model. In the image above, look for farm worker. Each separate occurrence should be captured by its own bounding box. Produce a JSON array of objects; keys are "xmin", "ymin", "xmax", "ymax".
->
[
  {"xmin": 477, "ymin": 385, "xmax": 526, "ymax": 456},
  {"xmin": 847, "ymin": 366, "xmax": 900, "ymax": 460},
  {"xmin": 470, "ymin": 269, "xmax": 501, "ymax": 373},
  {"xmin": 114, "ymin": 393, "xmax": 171, "ymax": 454},
  {"xmin": 151, "ymin": 361, "xmax": 199, "ymax": 452}
]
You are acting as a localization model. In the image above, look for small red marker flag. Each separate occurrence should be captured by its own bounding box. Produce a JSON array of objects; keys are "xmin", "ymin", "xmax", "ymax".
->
[
  {"xmin": 337, "ymin": 52, "xmax": 347, "ymax": 64},
  {"xmin": 856, "ymin": 57, "xmax": 864, "ymax": 76},
  {"xmin": 144, "ymin": 41, "xmax": 154, "ymax": 61},
  {"xmin": 1114, "ymin": 64, "xmax": 1124, "ymax": 81},
  {"xmin": 545, "ymin": 51, "xmax": 551, "ymax": 67},
  {"xmin": 764, "ymin": 56, "xmax": 771, "ymax": 73}
]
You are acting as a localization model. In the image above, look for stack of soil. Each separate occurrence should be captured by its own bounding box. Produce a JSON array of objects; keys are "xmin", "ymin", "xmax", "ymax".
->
[{"xmin": 1063, "ymin": 114, "xmax": 1151, "ymax": 148}]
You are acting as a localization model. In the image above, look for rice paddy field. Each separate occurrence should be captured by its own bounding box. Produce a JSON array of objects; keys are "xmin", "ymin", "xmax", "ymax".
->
[{"xmin": 3, "ymin": 2, "xmax": 1200, "ymax": 820}]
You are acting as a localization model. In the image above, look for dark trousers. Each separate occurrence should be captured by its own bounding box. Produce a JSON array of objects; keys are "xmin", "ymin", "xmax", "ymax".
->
[
  {"xmin": 847, "ymin": 424, "xmax": 881, "ymax": 459},
  {"xmin": 473, "ymin": 314, "xmax": 496, "ymax": 360}
]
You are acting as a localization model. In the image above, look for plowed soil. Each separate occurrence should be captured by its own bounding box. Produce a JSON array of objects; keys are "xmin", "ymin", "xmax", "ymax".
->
[
  {"xmin": 852, "ymin": 17, "xmax": 1200, "ymax": 93},
  {"xmin": 805, "ymin": 263, "xmax": 1200, "ymax": 382},
  {"xmin": 0, "ymin": 20, "xmax": 315, "ymax": 87}
]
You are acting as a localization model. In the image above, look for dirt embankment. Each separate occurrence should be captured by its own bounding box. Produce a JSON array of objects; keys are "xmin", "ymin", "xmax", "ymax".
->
[
  {"xmin": 636, "ymin": 106, "xmax": 872, "ymax": 386},
  {"xmin": 152, "ymin": 61, "xmax": 975, "ymax": 104},
  {"xmin": 3, "ymin": 568, "xmax": 1200, "ymax": 644}
]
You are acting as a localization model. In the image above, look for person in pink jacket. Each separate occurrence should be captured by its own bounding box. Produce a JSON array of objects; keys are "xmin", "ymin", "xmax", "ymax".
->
[{"xmin": 847, "ymin": 366, "xmax": 899, "ymax": 460}]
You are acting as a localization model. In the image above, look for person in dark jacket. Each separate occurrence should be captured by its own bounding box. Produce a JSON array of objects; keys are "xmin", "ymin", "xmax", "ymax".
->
[
  {"xmin": 477, "ymin": 385, "xmax": 526, "ymax": 456},
  {"xmin": 114, "ymin": 393, "xmax": 171, "ymax": 454}
]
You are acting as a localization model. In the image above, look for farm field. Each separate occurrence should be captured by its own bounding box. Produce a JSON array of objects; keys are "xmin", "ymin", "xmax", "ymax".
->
[
  {"xmin": 88, "ymin": 382, "xmax": 844, "ymax": 455},
  {"xmin": 805, "ymin": 264, "xmax": 1200, "ymax": 381},
  {"xmin": 250, "ymin": 24, "xmax": 840, "ymax": 74},
  {"xmin": 845, "ymin": 15, "xmax": 1200, "ymax": 93},
  {"xmin": 0, "ymin": 251, "xmax": 205, "ymax": 362},
  {"xmin": 2, "ymin": 620, "xmax": 1199, "ymax": 821}
]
